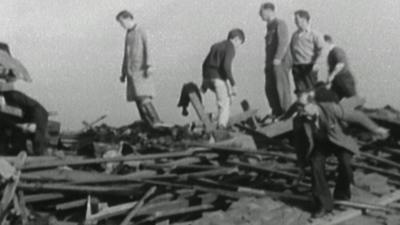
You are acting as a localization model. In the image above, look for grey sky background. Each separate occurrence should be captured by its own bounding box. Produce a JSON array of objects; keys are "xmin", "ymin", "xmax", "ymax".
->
[{"xmin": 1, "ymin": 0, "xmax": 399, "ymax": 130}]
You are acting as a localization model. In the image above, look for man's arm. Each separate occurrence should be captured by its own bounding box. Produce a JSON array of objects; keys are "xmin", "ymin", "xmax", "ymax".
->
[
  {"xmin": 274, "ymin": 20, "xmax": 290, "ymax": 64},
  {"xmin": 333, "ymin": 104, "xmax": 381, "ymax": 133},
  {"xmin": 127, "ymin": 29, "xmax": 145, "ymax": 76},
  {"xmin": 223, "ymin": 44, "xmax": 236, "ymax": 87},
  {"xmin": 311, "ymin": 32, "xmax": 324, "ymax": 66}
]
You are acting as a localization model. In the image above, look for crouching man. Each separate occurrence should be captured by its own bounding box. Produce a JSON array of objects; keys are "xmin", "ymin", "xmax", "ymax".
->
[
  {"xmin": 0, "ymin": 43, "xmax": 48, "ymax": 155},
  {"xmin": 201, "ymin": 29, "xmax": 245, "ymax": 128},
  {"xmin": 294, "ymin": 93, "xmax": 388, "ymax": 218}
]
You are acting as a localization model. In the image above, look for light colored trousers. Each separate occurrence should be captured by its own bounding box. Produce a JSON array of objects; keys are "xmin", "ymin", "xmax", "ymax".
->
[{"xmin": 210, "ymin": 79, "xmax": 231, "ymax": 127}]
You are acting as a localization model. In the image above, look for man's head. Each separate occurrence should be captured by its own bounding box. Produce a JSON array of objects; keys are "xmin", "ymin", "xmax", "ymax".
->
[
  {"xmin": 116, "ymin": 10, "xmax": 135, "ymax": 30},
  {"xmin": 227, "ymin": 28, "xmax": 245, "ymax": 48},
  {"xmin": 294, "ymin": 10, "xmax": 311, "ymax": 30},
  {"xmin": 259, "ymin": 2, "xmax": 276, "ymax": 22}
]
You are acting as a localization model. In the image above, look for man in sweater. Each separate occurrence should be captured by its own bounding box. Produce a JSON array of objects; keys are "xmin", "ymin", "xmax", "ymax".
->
[
  {"xmin": 259, "ymin": 2, "xmax": 291, "ymax": 118},
  {"xmin": 290, "ymin": 10, "xmax": 324, "ymax": 96},
  {"xmin": 201, "ymin": 29, "xmax": 245, "ymax": 128},
  {"xmin": 324, "ymin": 34, "xmax": 357, "ymax": 100},
  {"xmin": 116, "ymin": 10, "xmax": 161, "ymax": 127}
]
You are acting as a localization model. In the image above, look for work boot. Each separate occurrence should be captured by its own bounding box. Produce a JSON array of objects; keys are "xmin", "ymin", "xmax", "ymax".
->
[{"xmin": 141, "ymin": 101, "xmax": 162, "ymax": 127}]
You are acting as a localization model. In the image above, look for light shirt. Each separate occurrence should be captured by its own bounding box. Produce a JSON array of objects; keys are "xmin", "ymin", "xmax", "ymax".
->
[{"xmin": 290, "ymin": 27, "xmax": 324, "ymax": 65}]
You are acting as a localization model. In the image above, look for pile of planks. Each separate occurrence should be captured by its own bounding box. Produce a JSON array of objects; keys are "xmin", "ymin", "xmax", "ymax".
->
[{"xmin": 2, "ymin": 106, "xmax": 400, "ymax": 225}]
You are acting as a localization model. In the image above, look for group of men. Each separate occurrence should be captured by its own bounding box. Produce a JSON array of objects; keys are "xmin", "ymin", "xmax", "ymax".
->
[{"xmin": 0, "ymin": 3, "xmax": 390, "ymax": 218}]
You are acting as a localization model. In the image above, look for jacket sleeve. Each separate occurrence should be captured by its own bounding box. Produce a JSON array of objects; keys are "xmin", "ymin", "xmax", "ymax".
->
[
  {"xmin": 223, "ymin": 44, "xmax": 236, "ymax": 86},
  {"xmin": 275, "ymin": 20, "xmax": 289, "ymax": 61},
  {"xmin": 141, "ymin": 29, "xmax": 151, "ymax": 69},
  {"xmin": 335, "ymin": 104, "xmax": 380, "ymax": 132},
  {"xmin": 311, "ymin": 32, "xmax": 324, "ymax": 64}
]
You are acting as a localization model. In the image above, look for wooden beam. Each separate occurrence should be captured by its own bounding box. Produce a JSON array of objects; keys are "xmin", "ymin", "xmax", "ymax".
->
[{"xmin": 310, "ymin": 190, "xmax": 400, "ymax": 225}]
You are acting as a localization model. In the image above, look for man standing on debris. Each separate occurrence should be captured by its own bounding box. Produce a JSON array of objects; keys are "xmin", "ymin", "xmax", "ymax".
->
[
  {"xmin": 201, "ymin": 29, "xmax": 245, "ymax": 128},
  {"xmin": 290, "ymin": 10, "xmax": 324, "ymax": 97},
  {"xmin": 116, "ymin": 10, "xmax": 161, "ymax": 127},
  {"xmin": 294, "ymin": 91, "xmax": 388, "ymax": 218},
  {"xmin": 259, "ymin": 2, "xmax": 291, "ymax": 118},
  {"xmin": 324, "ymin": 35, "xmax": 357, "ymax": 100}
]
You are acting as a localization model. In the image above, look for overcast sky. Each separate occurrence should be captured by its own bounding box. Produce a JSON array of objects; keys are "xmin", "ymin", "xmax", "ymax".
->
[{"xmin": 1, "ymin": 0, "xmax": 400, "ymax": 130}]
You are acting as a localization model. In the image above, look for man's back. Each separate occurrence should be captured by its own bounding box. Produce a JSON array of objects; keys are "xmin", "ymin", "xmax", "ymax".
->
[{"xmin": 202, "ymin": 40, "xmax": 235, "ymax": 86}]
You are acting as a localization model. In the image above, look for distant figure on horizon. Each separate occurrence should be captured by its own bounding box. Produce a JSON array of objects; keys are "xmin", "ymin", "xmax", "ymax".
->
[
  {"xmin": 116, "ymin": 10, "xmax": 161, "ymax": 127},
  {"xmin": 259, "ymin": 2, "xmax": 292, "ymax": 118},
  {"xmin": 290, "ymin": 10, "xmax": 324, "ymax": 100},
  {"xmin": 201, "ymin": 29, "xmax": 245, "ymax": 128},
  {"xmin": 324, "ymin": 34, "xmax": 357, "ymax": 100}
]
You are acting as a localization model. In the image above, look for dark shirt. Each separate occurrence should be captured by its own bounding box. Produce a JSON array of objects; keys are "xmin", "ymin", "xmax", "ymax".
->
[
  {"xmin": 265, "ymin": 18, "xmax": 289, "ymax": 64},
  {"xmin": 202, "ymin": 40, "xmax": 236, "ymax": 86},
  {"xmin": 327, "ymin": 47, "xmax": 350, "ymax": 74}
]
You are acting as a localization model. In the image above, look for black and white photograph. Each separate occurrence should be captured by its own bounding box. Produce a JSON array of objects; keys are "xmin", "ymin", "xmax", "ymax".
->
[{"xmin": 0, "ymin": 0, "xmax": 400, "ymax": 224}]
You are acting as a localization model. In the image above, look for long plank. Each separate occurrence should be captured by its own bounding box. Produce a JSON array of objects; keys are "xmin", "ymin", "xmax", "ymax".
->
[{"xmin": 310, "ymin": 190, "xmax": 400, "ymax": 225}]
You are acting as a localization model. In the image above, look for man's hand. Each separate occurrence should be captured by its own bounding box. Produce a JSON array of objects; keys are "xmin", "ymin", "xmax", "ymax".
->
[
  {"xmin": 144, "ymin": 67, "xmax": 154, "ymax": 78},
  {"xmin": 273, "ymin": 58, "xmax": 282, "ymax": 66},
  {"xmin": 230, "ymin": 86, "xmax": 237, "ymax": 97},
  {"xmin": 120, "ymin": 76, "xmax": 126, "ymax": 83},
  {"xmin": 312, "ymin": 64, "xmax": 320, "ymax": 72}
]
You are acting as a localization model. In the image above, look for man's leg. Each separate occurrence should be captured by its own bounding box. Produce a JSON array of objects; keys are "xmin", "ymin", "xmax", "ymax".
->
[
  {"xmin": 310, "ymin": 147, "xmax": 334, "ymax": 213},
  {"xmin": 31, "ymin": 106, "xmax": 48, "ymax": 155},
  {"xmin": 213, "ymin": 79, "xmax": 230, "ymax": 128},
  {"xmin": 292, "ymin": 65, "xmax": 307, "ymax": 94},
  {"xmin": 274, "ymin": 64, "xmax": 292, "ymax": 114},
  {"xmin": 303, "ymin": 64, "xmax": 318, "ymax": 91},
  {"xmin": 333, "ymin": 149, "xmax": 353, "ymax": 200},
  {"xmin": 265, "ymin": 67, "xmax": 281, "ymax": 116}
]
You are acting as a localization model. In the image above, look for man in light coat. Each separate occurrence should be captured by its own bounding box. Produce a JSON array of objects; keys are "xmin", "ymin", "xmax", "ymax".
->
[{"xmin": 116, "ymin": 10, "xmax": 161, "ymax": 126}]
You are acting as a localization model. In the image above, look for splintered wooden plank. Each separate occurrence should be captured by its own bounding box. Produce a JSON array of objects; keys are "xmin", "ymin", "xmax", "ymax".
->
[
  {"xmin": 24, "ymin": 193, "xmax": 65, "ymax": 203},
  {"xmin": 189, "ymin": 92, "xmax": 215, "ymax": 132},
  {"xmin": 256, "ymin": 118, "xmax": 293, "ymax": 138},
  {"xmin": 0, "ymin": 104, "xmax": 22, "ymax": 117},
  {"xmin": 0, "ymin": 152, "xmax": 27, "ymax": 221}
]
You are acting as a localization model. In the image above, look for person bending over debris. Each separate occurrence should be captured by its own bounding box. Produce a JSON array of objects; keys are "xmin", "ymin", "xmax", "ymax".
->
[
  {"xmin": 324, "ymin": 34, "xmax": 357, "ymax": 100},
  {"xmin": 116, "ymin": 10, "xmax": 161, "ymax": 127},
  {"xmin": 0, "ymin": 43, "xmax": 48, "ymax": 155},
  {"xmin": 293, "ymin": 89, "xmax": 388, "ymax": 218},
  {"xmin": 201, "ymin": 29, "xmax": 245, "ymax": 128}
]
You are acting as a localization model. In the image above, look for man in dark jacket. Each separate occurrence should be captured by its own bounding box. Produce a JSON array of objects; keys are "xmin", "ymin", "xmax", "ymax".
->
[
  {"xmin": 201, "ymin": 29, "xmax": 245, "ymax": 128},
  {"xmin": 259, "ymin": 2, "xmax": 291, "ymax": 117},
  {"xmin": 324, "ymin": 34, "xmax": 357, "ymax": 100},
  {"xmin": 295, "ymin": 94, "xmax": 388, "ymax": 217}
]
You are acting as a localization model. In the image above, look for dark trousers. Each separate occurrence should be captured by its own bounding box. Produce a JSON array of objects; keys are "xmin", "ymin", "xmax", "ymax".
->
[
  {"xmin": 310, "ymin": 142, "xmax": 353, "ymax": 211},
  {"xmin": 265, "ymin": 64, "xmax": 292, "ymax": 116},
  {"xmin": 1, "ymin": 90, "xmax": 48, "ymax": 155},
  {"xmin": 330, "ymin": 72, "xmax": 356, "ymax": 100},
  {"xmin": 292, "ymin": 64, "xmax": 318, "ymax": 93}
]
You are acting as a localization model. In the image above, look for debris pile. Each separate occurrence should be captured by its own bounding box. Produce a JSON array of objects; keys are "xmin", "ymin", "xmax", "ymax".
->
[{"xmin": 1, "ymin": 106, "xmax": 400, "ymax": 225}]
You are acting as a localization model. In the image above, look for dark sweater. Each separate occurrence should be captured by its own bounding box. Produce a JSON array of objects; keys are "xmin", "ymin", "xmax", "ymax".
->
[
  {"xmin": 327, "ymin": 47, "xmax": 350, "ymax": 74},
  {"xmin": 202, "ymin": 40, "xmax": 236, "ymax": 86},
  {"xmin": 265, "ymin": 18, "xmax": 289, "ymax": 64}
]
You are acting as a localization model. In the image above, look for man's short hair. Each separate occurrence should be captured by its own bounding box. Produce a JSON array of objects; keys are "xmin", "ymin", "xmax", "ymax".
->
[
  {"xmin": 227, "ymin": 28, "xmax": 245, "ymax": 43},
  {"xmin": 260, "ymin": 2, "xmax": 275, "ymax": 12},
  {"xmin": 294, "ymin": 10, "xmax": 310, "ymax": 21},
  {"xmin": 323, "ymin": 34, "xmax": 333, "ymax": 43},
  {"xmin": 0, "ymin": 43, "xmax": 11, "ymax": 55},
  {"xmin": 116, "ymin": 10, "xmax": 134, "ymax": 21}
]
